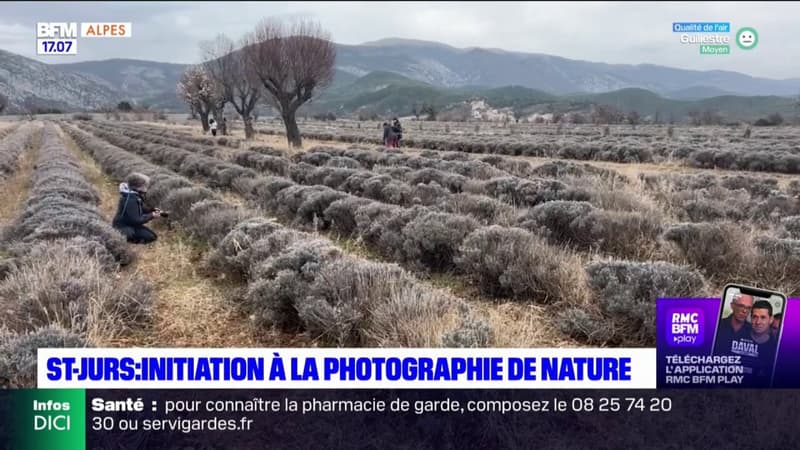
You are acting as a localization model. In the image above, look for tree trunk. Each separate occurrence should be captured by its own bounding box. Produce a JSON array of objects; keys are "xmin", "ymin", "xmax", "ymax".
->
[
  {"xmin": 199, "ymin": 112, "xmax": 210, "ymax": 132},
  {"xmin": 283, "ymin": 108, "xmax": 302, "ymax": 148},
  {"xmin": 243, "ymin": 115, "xmax": 255, "ymax": 140},
  {"xmin": 212, "ymin": 108, "xmax": 227, "ymax": 135}
]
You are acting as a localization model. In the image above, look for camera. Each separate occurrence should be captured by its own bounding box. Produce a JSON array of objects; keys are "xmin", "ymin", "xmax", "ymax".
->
[{"xmin": 159, "ymin": 211, "xmax": 170, "ymax": 218}]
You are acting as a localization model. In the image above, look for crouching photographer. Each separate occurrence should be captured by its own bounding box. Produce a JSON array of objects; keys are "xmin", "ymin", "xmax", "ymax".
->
[{"xmin": 112, "ymin": 172, "xmax": 168, "ymax": 244}]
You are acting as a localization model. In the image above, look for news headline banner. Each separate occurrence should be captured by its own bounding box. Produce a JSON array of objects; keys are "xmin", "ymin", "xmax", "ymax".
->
[
  {"xmin": 37, "ymin": 348, "xmax": 656, "ymax": 389},
  {"xmin": 657, "ymin": 297, "xmax": 800, "ymax": 388}
]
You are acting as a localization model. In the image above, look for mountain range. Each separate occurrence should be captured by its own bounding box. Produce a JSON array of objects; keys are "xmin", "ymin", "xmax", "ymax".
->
[
  {"xmin": 341, "ymin": 38, "xmax": 800, "ymax": 97},
  {"xmin": 308, "ymin": 71, "xmax": 799, "ymax": 122},
  {"xmin": 1, "ymin": 38, "xmax": 798, "ymax": 121}
]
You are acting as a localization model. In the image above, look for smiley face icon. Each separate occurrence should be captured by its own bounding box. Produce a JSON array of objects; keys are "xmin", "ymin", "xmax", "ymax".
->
[{"xmin": 736, "ymin": 27, "xmax": 758, "ymax": 50}]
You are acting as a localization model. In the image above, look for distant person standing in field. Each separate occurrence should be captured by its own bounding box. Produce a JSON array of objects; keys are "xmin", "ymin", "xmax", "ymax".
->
[
  {"xmin": 392, "ymin": 117, "xmax": 403, "ymax": 147},
  {"xmin": 383, "ymin": 122, "xmax": 391, "ymax": 147},
  {"xmin": 210, "ymin": 119, "xmax": 218, "ymax": 137}
]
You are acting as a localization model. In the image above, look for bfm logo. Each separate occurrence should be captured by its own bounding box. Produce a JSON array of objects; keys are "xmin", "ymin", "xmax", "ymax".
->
[
  {"xmin": 37, "ymin": 23, "xmax": 78, "ymax": 39},
  {"xmin": 33, "ymin": 400, "xmax": 71, "ymax": 431},
  {"xmin": 37, "ymin": 22, "xmax": 132, "ymax": 38}
]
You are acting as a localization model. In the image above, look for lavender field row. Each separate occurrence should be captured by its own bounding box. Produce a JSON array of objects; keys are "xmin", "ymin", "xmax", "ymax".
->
[
  {"xmin": 0, "ymin": 124, "xmax": 38, "ymax": 182},
  {"xmin": 75, "ymin": 120, "xmax": 760, "ymax": 347},
  {"xmin": 64, "ymin": 123, "xmax": 489, "ymax": 349},
  {"xmin": 0, "ymin": 124, "xmax": 152, "ymax": 387},
  {"xmin": 251, "ymin": 121, "xmax": 800, "ymax": 173}
]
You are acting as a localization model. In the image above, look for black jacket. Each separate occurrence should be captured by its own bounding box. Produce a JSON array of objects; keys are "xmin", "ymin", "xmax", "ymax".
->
[{"xmin": 112, "ymin": 183, "xmax": 153, "ymax": 228}]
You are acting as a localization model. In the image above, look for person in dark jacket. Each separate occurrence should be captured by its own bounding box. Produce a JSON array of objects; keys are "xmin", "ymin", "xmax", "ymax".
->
[
  {"xmin": 112, "ymin": 173, "xmax": 161, "ymax": 244},
  {"xmin": 382, "ymin": 122, "xmax": 391, "ymax": 147},
  {"xmin": 391, "ymin": 117, "xmax": 403, "ymax": 147}
]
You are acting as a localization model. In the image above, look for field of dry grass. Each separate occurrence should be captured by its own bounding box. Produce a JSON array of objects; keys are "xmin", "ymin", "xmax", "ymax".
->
[
  {"xmin": 136, "ymin": 118, "xmax": 800, "ymax": 187},
  {"xmin": 1, "ymin": 117, "xmax": 799, "ymax": 385},
  {"xmin": 79, "ymin": 121, "xmax": 800, "ymax": 334},
  {"xmin": 62, "ymin": 132, "xmax": 268, "ymax": 348}
]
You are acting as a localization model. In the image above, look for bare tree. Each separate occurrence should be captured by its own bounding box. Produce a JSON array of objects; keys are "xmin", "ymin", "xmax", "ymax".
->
[
  {"xmin": 687, "ymin": 110, "xmax": 701, "ymax": 126},
  {"xmin": 202, "ymin": 34, "xmax": 261, "ymax": 139},
  {"xmin": 627, "ymin": 110, "xmax": 641, "ymax": 128},
  {"xmin": 200, "ymin": 36, "xmax": 231, "ymax": 136},
  {"xmin": 177, "ymin": 65, "xmax": 223, "ymax": 132},
  {"xmin": 795, "ymin": 92, "xmax": 800, "ymax": 125},
  {"xmin": 0, "ymin": 93, "xmax": 7, "ymax": 114},
  {"xmin": 244, "ymin": 18, "xmax": 336, "ymax": 148},
  {"xmin": 592, "ymin": 104, "xmax": 624, "ymax": 124},
  {"xmin": 701, "ymin": 109, "xmax": 723, "ymax": 125},
  {"xmin": 420, "ymin": 103, "xmax": 437, "ymax": 121},
  {"xmin": 511, "ymin": 107, "xmax": 524, "ymax": 123},
  {"xmin": 570, "ymin": 112, "xmax": 587, "ymax": 124},
  {"xmin": 22, "ymin": 97, "xmax": 39, "ymax": 117}
]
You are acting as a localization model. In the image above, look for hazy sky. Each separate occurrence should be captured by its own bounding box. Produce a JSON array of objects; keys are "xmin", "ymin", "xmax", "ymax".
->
[{"xmin": 2, "ymin": 1, "xmax": 798, "ymax": 79}]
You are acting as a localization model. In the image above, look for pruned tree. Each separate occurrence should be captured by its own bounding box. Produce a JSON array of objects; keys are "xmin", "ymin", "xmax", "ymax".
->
[
  {"xmin": 768, "ymin": 112, "xmax": 784, "ymax": 125},
  {"xmin": 202, "ymin": 34, "xmax": 261, "ymax": 139},
  {"xmin": 420, "ymin": 103, "xmax": 437, "ymax": 121},
  {"xmin": 243, "ymin": 18, "xmax": 336, "ymax": 148},
  {"xmin": 200, "ymin": 36, "xmax": 232, "ymax": 136},
  {"xmin": 511, "ymin": 107, "xmax": 524, "ymax": 123},
  {"xmin": 570, "ymin": 112, "xmax": 587, "ymax": 124},
  {"xmin": 117, "ymin": 101, "xmax": 133, "ymax": 112},
  {"xmin": 795, "ymin": 93, "xmax": 800, "ymax": 124},
  {"xmin": 22, "ymin": 97, "xmax": 40, "ymax": 117},
  {"xmin": 177, "ymin": 65, "xmax": 224, "ymax": 132},
  {"xmin": 687, "ymin": 110, "xmax": 701, "ymax": 126},
  {"xmin": 754, "ymin": 113, "xmax": 785, "ymax": 127},
  {"xmin": 592, "ymin": 104, "xmax": 625, "ymax": 124},
  {"xmin": 688, "ymin": 109, "xmax": 724, "ymax": 126},
  {"xmin": 701, "ymin": 109, "xmax": 723, "ymax": 126},
  {"xmin": 0, "ymin": 93, "xmax": 7, "ymax": 114},
  {"xmin": 627, "ymin": 110, "xmax": 641, "ymax": 128}
]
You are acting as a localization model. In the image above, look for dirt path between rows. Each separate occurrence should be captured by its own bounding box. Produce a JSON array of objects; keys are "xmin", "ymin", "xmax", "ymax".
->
[
  {"xmin": 0, "ymin": 130, "xmax": 39, "ymax": 232},
  {"xmin": 62, "ymin": 128, "xmax": 276, "ymax": 348}
]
